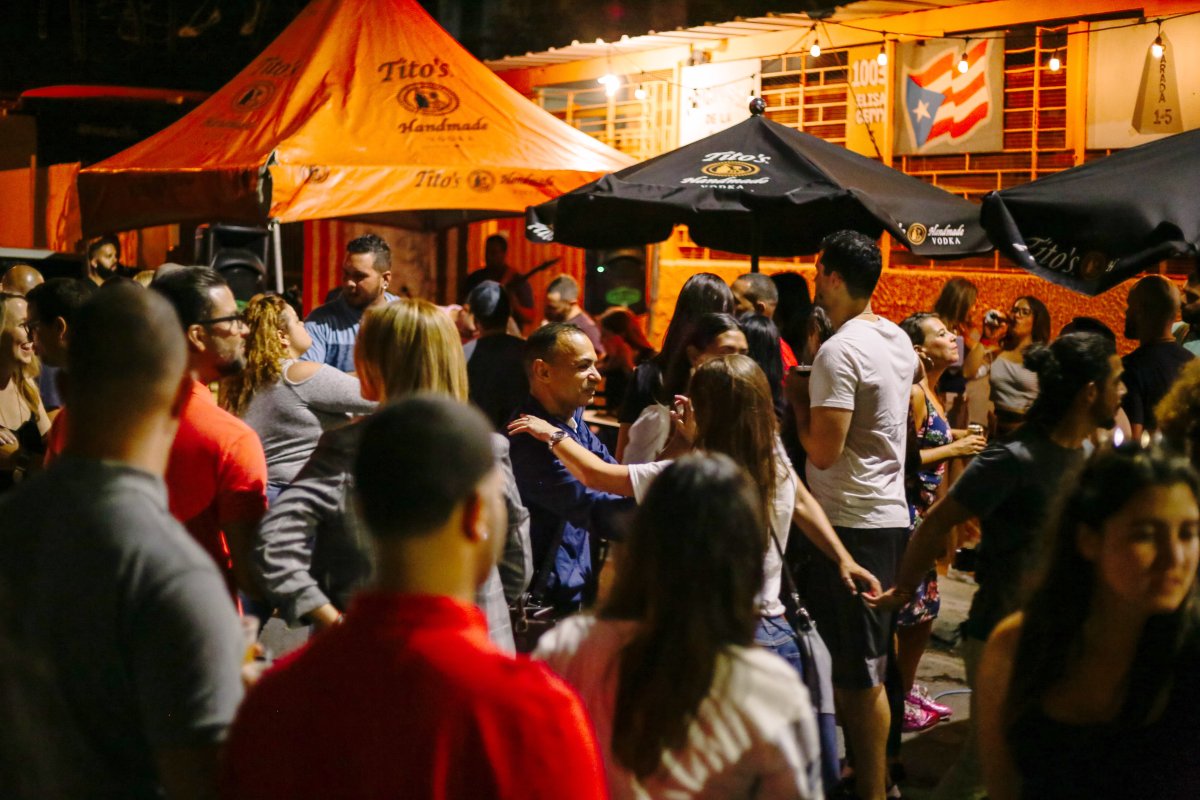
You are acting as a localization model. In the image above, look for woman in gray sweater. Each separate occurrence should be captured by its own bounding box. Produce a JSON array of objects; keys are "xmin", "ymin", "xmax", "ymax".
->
[
  {"xmin": 253, "ymin": 299, "xmax": 531, "ymax": 651},
  {"xmin": 222, "ymin": 295, "xmax": 376, "ymax": 502}
]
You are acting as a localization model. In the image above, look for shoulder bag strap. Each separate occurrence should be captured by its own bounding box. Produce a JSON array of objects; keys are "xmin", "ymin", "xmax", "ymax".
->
[{"xmin": 769, "ymin": 529, "xmax": 815, "ymax": 633}]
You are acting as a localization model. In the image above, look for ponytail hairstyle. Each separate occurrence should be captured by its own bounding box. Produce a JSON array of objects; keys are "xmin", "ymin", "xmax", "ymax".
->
[
  {"xmin": 1022, "ymin": 332, "xmax": 1115, "ymax": 429},
  {"xmin": 603, "ymin": 453, "xmax": 766, "ymax": 777},
  {"xmin": 1005, "ymin": 443, "xmax": 1200, "ymax": 739}
]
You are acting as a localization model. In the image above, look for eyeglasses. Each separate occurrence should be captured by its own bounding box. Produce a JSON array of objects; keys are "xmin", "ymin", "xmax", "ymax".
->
[
  {"xmin": 1010, "ymin": 306, "xmax": 1033, "ymax": 318},
  {"xmin": 197, "ymin": 312, "xmax": 248, "ymax": 328}
]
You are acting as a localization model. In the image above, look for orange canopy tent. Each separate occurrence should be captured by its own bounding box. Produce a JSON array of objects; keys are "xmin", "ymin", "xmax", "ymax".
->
[{"xmin": 78, "ymin": 0, "xmax": 632, "ymax": 237}]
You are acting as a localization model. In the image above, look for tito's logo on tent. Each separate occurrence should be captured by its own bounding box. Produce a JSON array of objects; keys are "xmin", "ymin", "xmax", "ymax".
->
[
  {"xmin": 397, "ymin": 83, "xmax": 460, "ymax": 116},
  {"xmin": 701, "ymin": 161, "xmax": 760, "ymax": 177},
  {"xmin": 903, "ymin": 40, "xmax": 994, "ymax": 149}
]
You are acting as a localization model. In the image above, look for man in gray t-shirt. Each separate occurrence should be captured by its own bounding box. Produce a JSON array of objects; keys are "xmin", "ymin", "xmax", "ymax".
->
[
  {"xmin": 787, "ymin": 231, "xmax": 915, "ymax": 800},
  {"xmin": 0, "ymin": 284, "xmax": 244, "ymax": 798}
]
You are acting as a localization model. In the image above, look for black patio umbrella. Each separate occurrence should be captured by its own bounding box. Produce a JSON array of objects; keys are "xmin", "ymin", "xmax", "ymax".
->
[
  {"xmin": 526, "ymin": 99, "xmax": 991, "ymax": 270},
  {"xmin": 981, "ymin": 127, "xmax": 1200, "ymax": 296}
]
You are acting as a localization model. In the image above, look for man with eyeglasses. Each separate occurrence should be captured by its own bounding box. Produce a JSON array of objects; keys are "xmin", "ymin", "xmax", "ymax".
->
[{"xmin": 151, "ymin": 266, "xmax": 268, "ymax": 603}]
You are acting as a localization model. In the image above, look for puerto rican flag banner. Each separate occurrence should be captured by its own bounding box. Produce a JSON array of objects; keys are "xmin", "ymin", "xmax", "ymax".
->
[{"xmin": 896, "ymin": 38, "xmax": 1004, "ymax": 155}]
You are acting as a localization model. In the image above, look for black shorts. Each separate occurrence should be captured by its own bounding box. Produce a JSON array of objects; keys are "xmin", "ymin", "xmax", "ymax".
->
[{"xmin": 803, "ymin": 525, "xmax": 907, "ymax": 690}]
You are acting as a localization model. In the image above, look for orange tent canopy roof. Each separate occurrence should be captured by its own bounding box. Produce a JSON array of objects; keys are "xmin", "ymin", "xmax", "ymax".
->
[{"xmin": 79, "ymin": 0, "xmax": 632, "ymax": 235}]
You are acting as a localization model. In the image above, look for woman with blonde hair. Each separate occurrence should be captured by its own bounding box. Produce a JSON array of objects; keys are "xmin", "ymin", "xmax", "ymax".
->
[
  {"xmin": 256, "ymin": 298, "xmax": 530, "ymax": 649},
  {"xmin": 0, "ymin": 292, "xmax": 49, "ymax": 489},
  {"xmin": 222, "ymin": 294, "xmax": 374, "ymax": 502}
]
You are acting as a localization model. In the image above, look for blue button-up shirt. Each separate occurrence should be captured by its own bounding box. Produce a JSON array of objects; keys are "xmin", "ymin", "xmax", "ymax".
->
[{"xmin": 508, "ymin": 397, "xmax": 634, "ymax": 607}]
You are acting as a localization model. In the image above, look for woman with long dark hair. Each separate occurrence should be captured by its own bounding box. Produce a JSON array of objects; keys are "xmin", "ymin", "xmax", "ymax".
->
[
  {"xmin": 976, "ymin": 444, "xmax": 1200, "ymax": 799},
  {"xmin": 616, "ymin": 273, "xmax": 734, "ymax": 461},
  {"xmin": 987, "ymin": 295, "xmax": 1051, "ymax": 436},
  {"xmin": 738, "ymin": 313, "xmax": 785, "ymax": 418},
  {"xmin": 535, "ymin": 453, "xmax": 823, "ymax": 799},
  {"xmin": 511, "ymin": 354, "xmax": 879, "ymax": 790},
  {"xmin": 623, "ymin": 312, "xmax": 746, "ymax": 464}
]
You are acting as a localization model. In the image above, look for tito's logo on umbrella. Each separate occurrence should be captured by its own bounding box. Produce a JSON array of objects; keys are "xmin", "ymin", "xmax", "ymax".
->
[
  {"xmin": 682, "ymin": 151, "xmax": 772, "ymax": 185},
  {"xmin": 702, "ymin": 161, "xmax": 761, "ymax": 177}
]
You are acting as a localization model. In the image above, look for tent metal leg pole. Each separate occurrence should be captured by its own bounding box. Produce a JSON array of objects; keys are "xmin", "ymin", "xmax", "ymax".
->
[
  {"xmin": 750, "ymin": 218, "xmax": 761, "ymax": 273},
  {"xmin": 270, "ymin": 220, "xmax": 284, "ymax": 292}
]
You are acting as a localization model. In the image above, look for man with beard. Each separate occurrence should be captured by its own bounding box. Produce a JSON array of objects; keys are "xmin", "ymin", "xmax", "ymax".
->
[
  {"xmin": 152, "ymin": 266, "xmax": 268, "ymax": 601},
  {"xmin": 869, "ymin": 332, "xmax": 1126, "ymax": 800},
  {"xmin": 302, "ymin": 234, "xmax": 397, "ymax": 373},
  {"xmin": 85, "ymin": 234, "xmax": 126, "ymax": 286}
]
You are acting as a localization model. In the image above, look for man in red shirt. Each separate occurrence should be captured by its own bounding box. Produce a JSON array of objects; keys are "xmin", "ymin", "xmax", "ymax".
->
[
  {"xmin": 223, "ymin": 396, "xmax": 607, "ymax": 799},
  {"xmin": 151, "ymin": 266, "xmax": 267, "ymax": 600}
]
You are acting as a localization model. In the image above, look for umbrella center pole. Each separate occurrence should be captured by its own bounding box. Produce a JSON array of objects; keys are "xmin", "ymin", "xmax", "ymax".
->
[{"xmin": 750, "ymin": 218, "xmax": 761, "ymax": 273}]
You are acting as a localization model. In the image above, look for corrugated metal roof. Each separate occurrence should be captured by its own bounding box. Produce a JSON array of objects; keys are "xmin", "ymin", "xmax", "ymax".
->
[{"xmin": 485, "ymin": 1, "xmax": 977, "ymax": 70}]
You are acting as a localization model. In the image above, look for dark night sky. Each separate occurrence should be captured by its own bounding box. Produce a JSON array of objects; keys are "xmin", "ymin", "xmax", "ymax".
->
[{"xmin": 0, "ymin": 1, "xmax": 834, "ymax": 95}]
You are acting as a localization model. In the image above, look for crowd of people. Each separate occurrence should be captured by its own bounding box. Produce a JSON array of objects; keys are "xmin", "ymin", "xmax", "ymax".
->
[{"xmin": 1, "ymin": 228, "xmax": 1199, "ymax": 800}]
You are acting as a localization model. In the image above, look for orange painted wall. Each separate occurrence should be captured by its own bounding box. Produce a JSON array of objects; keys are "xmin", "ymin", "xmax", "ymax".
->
[{"xmin": 652, "ymin": 257, "xmax": 1144, "ymax": 354}]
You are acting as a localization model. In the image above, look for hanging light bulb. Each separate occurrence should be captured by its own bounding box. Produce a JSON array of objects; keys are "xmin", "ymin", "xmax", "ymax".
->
[
  {"xmin": 604, "ymin": 81, "xmax": 618, "ymax": 98},
  {"xmin": 957, "ymin": 50, "xmax": 970, "ymax": 74},
  {"xmin": 809, "ymin": 24, "xmax": 820, "ymax": 58},
  {"xmin": 1151, "ymin": 35, "xmax": 1164, "ymax": 59},
  {"xmin": 1048, "ymin": 51, "xmax": 1061, "ymax": 72},
  {"xmin": 597, "ymin": 73, "xmax": 617, "ymax": 87},
  {"xmin": 877, "ymin": 45, "xmax": 888, "ymax": 66},
  {"xmin": 634, "ymin": 85, "xmax": 647, "ymax": 101}
]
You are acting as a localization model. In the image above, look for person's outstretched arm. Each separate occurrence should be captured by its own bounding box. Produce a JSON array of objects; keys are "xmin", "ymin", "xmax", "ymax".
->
[
  {"xmin": 508, "ymin": 414, "xmax": 633, "ymax": 496},
  {"xmin": 792, "ymin": 480, "xmax": 881, "ymax": 596}
]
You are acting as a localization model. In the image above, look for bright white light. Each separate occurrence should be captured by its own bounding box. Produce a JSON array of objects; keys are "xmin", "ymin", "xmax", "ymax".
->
[
  {"xmin": 1048, "ymin": 54, "xmax": 1061, "ymax": 71},
  {"xmin": 957, "ymin": 53, "xmax": 969, "ymax": 73},
  {"xmin": 810, "ymin": 41, "xmax": 821, "ymax": 58},
  {"xmin": 877, "ymin": 49, "xmax": 888, "ymax": 66},
  {"xmin": 634, "ymin": 87, "xmax": 647, "ymax": 100},
  {"xmin": 1151, "ymin": 36, "xmax": 1164, "ymax": 58},
  {"xmin": 598, "ymin": 73, "xmax": 617, "ymax": 87},
  {"xmin": 604, "ymin": 82, "xmax": 618, "ymax": 98}
]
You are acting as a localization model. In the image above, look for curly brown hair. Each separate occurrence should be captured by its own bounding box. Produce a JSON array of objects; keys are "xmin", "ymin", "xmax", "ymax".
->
[
  {"xmin": 221, "ymin": 294, "xmax": 291, "ymax": 416},
  {"xmin": 1156, "ymin": 359, "xmax": 1200, "ymax": 463}
]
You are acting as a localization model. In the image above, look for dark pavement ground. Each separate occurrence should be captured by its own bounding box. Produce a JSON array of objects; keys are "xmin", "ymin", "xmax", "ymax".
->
[{"xmin": 259, "ymin": 574, "xmax": 979, "ymax": 798}]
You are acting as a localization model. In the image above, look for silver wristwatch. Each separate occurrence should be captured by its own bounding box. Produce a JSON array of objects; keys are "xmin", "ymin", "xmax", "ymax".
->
[{"xmin": 548, "ymin": 430, "xmax": 567, "ymax": 450}]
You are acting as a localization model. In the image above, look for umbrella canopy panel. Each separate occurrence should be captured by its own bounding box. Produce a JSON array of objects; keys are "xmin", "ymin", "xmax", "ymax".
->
[
  {"xmin": 528, "ymin": 107, "xmax": 991, "ymax": 259},
  {"xmin": 79, "ymin": 0, "xmax": 632, "ymax": 235},
  {"xmin": 982, "ymin": 127, "xmax": 1200, "ymax": 295}
]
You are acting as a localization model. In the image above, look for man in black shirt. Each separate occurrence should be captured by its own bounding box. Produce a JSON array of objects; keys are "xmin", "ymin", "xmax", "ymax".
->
[
  {"xmin": 462, "ymin": 235, "xmax": 534, "ymax": 327},
  {"xmin": 1122, "ymin": 275, "xmax": 1194, "ymax": 438},
  {"xmin": 466, "ymin": 281, "xmax": 528, "ymax": 431},
  {"xmin": 870, "ymin": 332, "xmax": 1125, "ymax": 800}
]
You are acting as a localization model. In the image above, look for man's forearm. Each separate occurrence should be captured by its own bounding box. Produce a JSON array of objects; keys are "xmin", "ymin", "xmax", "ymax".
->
[{"xmin": 895, "ymin": 499, "xmax": 968, "ymax": 592}]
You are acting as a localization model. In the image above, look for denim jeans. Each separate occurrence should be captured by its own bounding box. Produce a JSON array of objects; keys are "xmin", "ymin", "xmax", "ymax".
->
[{"xmin": 756, "ymin": 615, "xmax": 841, "ymax": 792}]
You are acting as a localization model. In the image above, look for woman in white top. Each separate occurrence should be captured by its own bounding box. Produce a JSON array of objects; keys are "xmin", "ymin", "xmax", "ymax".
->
[
  {"xmin": 512, "ymin": 354, "xmax": 881, "ymax": 789},
  {"xmin": 536, "ymin": 452, "xmax": 824, "ymax": 800},
  {"xmin": 220, "ymin": 295, "xmax": 374, "ymax": 502}
]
